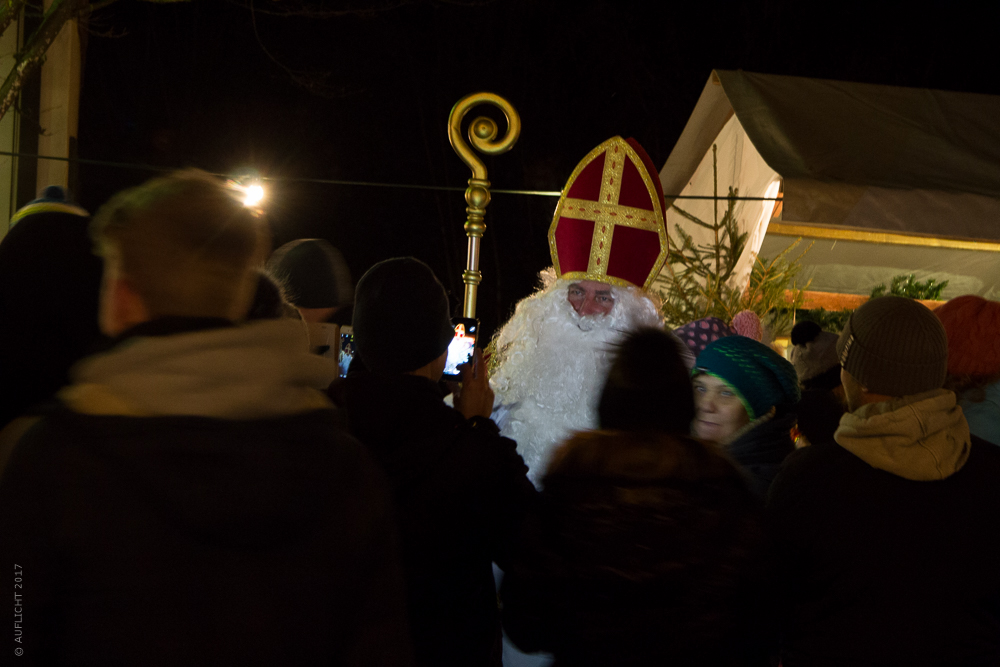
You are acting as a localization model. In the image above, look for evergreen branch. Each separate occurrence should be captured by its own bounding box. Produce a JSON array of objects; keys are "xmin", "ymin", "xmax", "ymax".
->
[
  {"xmin": 670, "ymin": 203, "xmax": 717, "ymax": 230},
  {"xmin": 661, "ymin": 218, "xmax": 699, "ymax": 320},
  {"xmin": 659, "ymin": 148, "xmax": 811, "ymax": 333}
]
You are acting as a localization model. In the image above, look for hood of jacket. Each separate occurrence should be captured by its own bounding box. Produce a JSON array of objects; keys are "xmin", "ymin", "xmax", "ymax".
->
[
  {"xmin": 59, "ymin": 318, "xmax": 337, "ymax": 419},
  {"xmin": 834, "ymin": 389, "xmax": 970, "ymax": 480}
]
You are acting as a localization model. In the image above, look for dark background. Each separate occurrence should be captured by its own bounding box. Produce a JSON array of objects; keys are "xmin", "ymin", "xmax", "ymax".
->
[{"xmin": 70, "ymin": 0, "xmax": 997, "ymax": 337}]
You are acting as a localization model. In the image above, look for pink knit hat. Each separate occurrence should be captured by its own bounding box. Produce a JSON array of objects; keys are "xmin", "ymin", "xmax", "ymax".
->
[
  {"xmin": 673, "ymin": 317, "xmax": 733, "ymax": 356},
  {"xmin": 731, "ymin": 310, "xmax": 763, "ymax": 341},
  {"xmin": 934, "ymin": 295, "xmax": 1000, "ymax": 378}
]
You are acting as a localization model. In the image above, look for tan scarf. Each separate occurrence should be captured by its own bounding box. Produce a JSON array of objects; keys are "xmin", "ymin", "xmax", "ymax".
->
[{"xmin": 835, "ymin": 389, "xmax": 970, "ymax": 481}]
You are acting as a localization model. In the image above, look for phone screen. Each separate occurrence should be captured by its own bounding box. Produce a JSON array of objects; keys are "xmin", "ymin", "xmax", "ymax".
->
[
  {"xmin": 442, "ymin": 319, "xmax": 478, "ymax": 377},
  {"xmin": 339, "ymin": 326, "xmax": 355, "ymax": 378}
]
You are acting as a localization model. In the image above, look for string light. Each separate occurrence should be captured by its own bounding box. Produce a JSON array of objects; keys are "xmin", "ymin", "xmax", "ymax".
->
[{"xmin": 0, "ymin": 150, "xmax": 784, "ymax": 201}]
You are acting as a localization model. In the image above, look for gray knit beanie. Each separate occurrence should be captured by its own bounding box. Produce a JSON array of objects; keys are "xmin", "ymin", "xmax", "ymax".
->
[
  {"xmin": 789, "ymin": 320, "xmax": 840, "ymax": 385},
  {"xmin": 352, "ymin": 257, "xmax": 455, "ymax": 374},
  {"xmin": 836, "ymin": 296, "xmax": 947, "ymax": 396}
]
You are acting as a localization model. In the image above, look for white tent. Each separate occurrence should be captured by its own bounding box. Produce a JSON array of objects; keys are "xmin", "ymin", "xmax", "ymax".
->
[{"xmin": 653, "ymin": 70, "xmax": 1000, "ymax": 301}]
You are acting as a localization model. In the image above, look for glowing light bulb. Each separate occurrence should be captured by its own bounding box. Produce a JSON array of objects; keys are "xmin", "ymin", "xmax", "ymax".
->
[{"xmin": 243, "ymin": 184, "xmax": 264, "ymax": 207}]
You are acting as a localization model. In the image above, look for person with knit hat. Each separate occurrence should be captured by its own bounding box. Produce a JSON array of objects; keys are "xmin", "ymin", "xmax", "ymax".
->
[
  {"xmin": 500, "ymin": 328, "xmax": 772, "ymax": 666},
  {"xmin": 268, "ymin": 238, "xmax": 354, "ymax": 356},
  {"xmin": 673, "ymin": 316, "xmax": 734, "ymax": 363},
  {"xmin": 731, "ymin": 309, "xmax": 764, "ymax": 341},
  {"xmin": 768, "ymin": 296, "xmax": 1000, "ymax": 666},
  {"xmin": 935, "ymin": 294, "xmax": 1000, "ymax": 445},
  {"xmin": 788, "ymin": 320, "xmax": 841, "ymax": 390},
  {"xmin": 0, "ymin": 186, "xmax": 104, "ymax": 434},
  {"xmin": 787, "ymin": 320, "xmax": 847, "ymax": 448},
  {"xmin": 327, "ymin": 257, "xmax": 536, "ymax": 667},
  {"xmin": 692, "ymin": 335, "xmax": 801, "ymax": 497}
]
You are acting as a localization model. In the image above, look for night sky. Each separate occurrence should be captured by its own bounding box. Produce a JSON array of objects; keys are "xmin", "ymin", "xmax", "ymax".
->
[{"xmin": 73, "ymin": 0, "xmax": 998, "ymax": 337}]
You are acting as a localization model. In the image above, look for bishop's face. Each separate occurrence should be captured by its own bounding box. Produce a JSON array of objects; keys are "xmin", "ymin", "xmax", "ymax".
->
[{"xmin": 567, "ymin": 281, "xmax": 614, "ymax": 316}]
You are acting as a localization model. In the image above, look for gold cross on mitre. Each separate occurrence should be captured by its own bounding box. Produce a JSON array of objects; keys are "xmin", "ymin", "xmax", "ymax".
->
[{"xmin": 548, "ymin": 136, "xmax": 668, "ymax": 290}]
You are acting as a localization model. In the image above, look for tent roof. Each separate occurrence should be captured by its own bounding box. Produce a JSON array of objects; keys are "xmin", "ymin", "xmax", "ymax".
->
[
  {"xmin": 658, "ymin": 70, "xmax": 1000, "ymax": 299},
  {"xmin": 660, "ymin": 70, "xmax": 1000, "ymax": 242},
  {"xmin": 663, "ymin": 69, "xmax": 1000, "ymax": 198},
  {"xmin": 721, "ymin": 70, "xmax": 1000, "ymax": 197}
]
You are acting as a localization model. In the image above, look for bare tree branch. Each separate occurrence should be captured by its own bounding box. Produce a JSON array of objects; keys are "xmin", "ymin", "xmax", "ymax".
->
[
  {"xmin": 0, "ymin": 0, "xmax": 29, "ymax": 42},
  {"xmin": 0, "ymin": 0, "xmax": 96, "ymax": 121},
  {"xmin": 0, "ymin": 0, "xmax": 195, "ymax": 121}
]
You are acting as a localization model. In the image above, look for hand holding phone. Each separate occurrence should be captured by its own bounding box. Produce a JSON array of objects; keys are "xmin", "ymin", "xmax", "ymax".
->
[{"xmin": 451, "ymin": 348, "xmax": 495, "ymax": 420}]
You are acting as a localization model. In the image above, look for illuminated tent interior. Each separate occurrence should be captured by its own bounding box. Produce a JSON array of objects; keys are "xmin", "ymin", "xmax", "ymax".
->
[{"xmin": 652, "ymin": 70, "xmax": 1000, "ymax": 305}]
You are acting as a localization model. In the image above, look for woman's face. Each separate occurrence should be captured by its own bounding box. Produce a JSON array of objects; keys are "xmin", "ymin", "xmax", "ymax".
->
[{"xmin": 692, "ymin": 374, "xmax": 751, "ymax": 444}]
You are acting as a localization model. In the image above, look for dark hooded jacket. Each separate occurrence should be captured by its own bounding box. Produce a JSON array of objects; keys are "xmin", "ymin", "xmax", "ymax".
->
[
  {"xmin": 500, "ymin": 430, "xmax": 772, "ymax": 667},
  {"xmin": 726, "ymin": 410, "xmax": 796, "ymax": 498},
  {"xmin": 768, "ymin": 390, "xmax": 1000, "ymax": 666},
  {"xmin": 329, "ymin": 372, "xmax": 537, "ymax": 667},
  {"xmin": 0, "ymin": 318, "xmax": 413, "ymax": 666}
]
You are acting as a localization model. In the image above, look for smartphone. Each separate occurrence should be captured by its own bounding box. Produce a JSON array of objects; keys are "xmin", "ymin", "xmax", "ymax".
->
[
  {"xmin": 339, "ymin": 325, "xmax": 355, "ymax": 378},
  {"xmin": 442, "ymin": 318, "xmax": 478, "ymax": 379}
]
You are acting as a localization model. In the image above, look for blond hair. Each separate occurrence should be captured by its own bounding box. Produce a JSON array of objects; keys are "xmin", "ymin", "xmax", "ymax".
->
[{"xmin": 91, "ymin": 169, "xmax": 269, "ymax": 320}]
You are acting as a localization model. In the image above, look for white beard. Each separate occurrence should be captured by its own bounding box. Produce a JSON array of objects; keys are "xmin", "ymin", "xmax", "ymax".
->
[{"xmin": 490, "ymin": 268, "xmax": 665, "ymax": 485}]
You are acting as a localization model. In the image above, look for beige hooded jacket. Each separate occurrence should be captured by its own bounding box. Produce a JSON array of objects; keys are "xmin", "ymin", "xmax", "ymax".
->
[{"xmin": 834, "ymin": 389, "xmax": 970, "ymax": 481}]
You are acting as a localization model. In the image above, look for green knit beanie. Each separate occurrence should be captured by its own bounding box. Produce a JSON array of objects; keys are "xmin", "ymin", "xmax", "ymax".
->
[
  {"xmin": 695, "ymin": 335, "xmax": 801, "ymax": 419},
  {"xmin": 836, "ymin": 296, "xmax": 947, "ymax": 396}
]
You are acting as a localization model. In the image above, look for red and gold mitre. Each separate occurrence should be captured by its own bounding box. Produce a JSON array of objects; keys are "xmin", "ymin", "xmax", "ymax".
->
[{"xmin": 547, "ymin": 136, "xmax": 667, "ymax": 290}]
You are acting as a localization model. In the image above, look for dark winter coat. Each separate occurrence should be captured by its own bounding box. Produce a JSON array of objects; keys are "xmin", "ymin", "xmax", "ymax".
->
[
  {"xmin": 0, "ymin": 209, "xmax": 104, "ymax": 431},
  {"xmin": 0, "ymin": 318, "xmax": 414, "ymax": 666},
  {"xmin": 767, "ymin": 436, "xmax": 1000, "ymax": 666},
  {"xmin": 329, "ymin": 372, "xmax": 537, "ymax": 667},
  {"xmin": 727, "ymin": 410, "xmax": 796, "ymax": 498},
  {"xmin": 500, "ymin": 429, "xmax": 773, "ymax": 667},
  {"xmin": 794, "ymin": 388, "xmax": 845, "ymax": 448}
]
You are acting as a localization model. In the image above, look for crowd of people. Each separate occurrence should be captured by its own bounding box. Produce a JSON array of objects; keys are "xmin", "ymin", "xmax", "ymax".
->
[{"xmin": 1, "ymin": 140, "xmax": 999, "ymax": 666}]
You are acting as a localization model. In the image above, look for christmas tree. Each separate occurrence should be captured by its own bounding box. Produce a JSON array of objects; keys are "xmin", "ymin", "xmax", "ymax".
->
[{"xmin": 658, "ymin": 145, "xmax": 808, "ymax": 335}]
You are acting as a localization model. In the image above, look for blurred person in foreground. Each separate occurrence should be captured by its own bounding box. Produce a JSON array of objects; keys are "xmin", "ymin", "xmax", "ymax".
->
[
  {"xmin": 0, "ymin": 186, "xmax": 103, "ymax": 435},
  {"xmin": 768, "ymin": 296, "xmax": 1000, "ymax": 666},
  {"xmin": 246, "ymin": 269, "xmax": 296, "ymax": 321},
  {"xmin": 0, "ymin": 170, "xmax": 412, "ymax": 666},
  {"xmin": 935, "ymin": 294, "xmax": 1000, "ymax": 445},
  {"xmin": 692, "ymin": 334, "xmax": 801, "ymax": 497},
  {"xmin": 327, "ymin": 257, "xmax": 537, "ymax": 667},
  {"xmin": 501, "ymin": 328, "xmax": 771, "ymax": 666},
  {"xmin": 489, "ymin": 137, "xmax": 679, "ymax": 486}
]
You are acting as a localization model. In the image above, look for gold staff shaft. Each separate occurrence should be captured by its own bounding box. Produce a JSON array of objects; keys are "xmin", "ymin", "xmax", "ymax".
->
[{"xmin": 447, "ymin": 92, "xmax": 521, "ymax": 319}]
